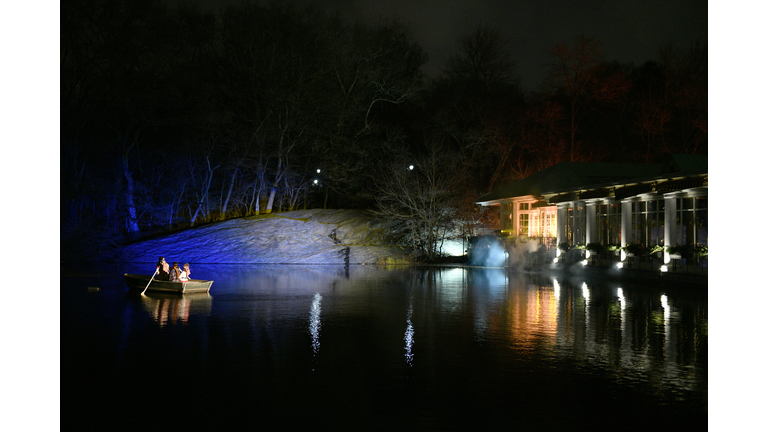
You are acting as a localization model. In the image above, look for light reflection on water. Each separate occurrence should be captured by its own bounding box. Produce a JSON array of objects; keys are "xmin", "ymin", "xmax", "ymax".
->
[
  {"xmin": 139, "ymin": 292, "xmax": 212, "ymax": 327},
  {"xmin": 309, "ymin": 292, "xmax": 322, "ymax": 355},
  {"xmin": 61, "ymin": 264, "xmax": 707, "ymax": 430},
  {"xmin": 404, "ymin": 298, "xmax": 414, "ymax": 366}
]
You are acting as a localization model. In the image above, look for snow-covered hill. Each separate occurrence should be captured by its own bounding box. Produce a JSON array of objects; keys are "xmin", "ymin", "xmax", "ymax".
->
[{"xmin": 119, "ymin": 209, "xmax": 411, "ymax": 265}]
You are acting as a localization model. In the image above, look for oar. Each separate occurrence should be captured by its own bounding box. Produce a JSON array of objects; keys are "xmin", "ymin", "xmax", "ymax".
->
[{"xmin": 142, "ymin": 269, "xmax": 159, "ymax": 295}]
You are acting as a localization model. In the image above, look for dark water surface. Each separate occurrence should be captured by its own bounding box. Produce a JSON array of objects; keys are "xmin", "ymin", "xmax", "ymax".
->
[{"xmin": 61, "ymin": 264, "xmax": 707, "ymax": 431}]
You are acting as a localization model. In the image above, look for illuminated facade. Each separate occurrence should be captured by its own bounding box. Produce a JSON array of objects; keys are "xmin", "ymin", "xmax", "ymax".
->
[{"xmin": 476, "ymin": 155, "xmax": 707, "ymax": 262}]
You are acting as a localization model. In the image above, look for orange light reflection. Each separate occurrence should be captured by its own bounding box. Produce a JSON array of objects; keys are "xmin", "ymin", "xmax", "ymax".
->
[{"xmin": 507, "ymin": 284, "xmax": 559, "ymax": 350}]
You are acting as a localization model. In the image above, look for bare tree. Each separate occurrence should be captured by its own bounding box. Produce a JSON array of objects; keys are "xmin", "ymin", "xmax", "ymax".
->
[
  {"xmin": 444, "ymin": 24, "xmax": 519, "ymax": 89},
  {"xmin": 373, "ymin": 136, "xmax": 463, "ymax": 260},
  {"xmin": 550, "ymin": 34, "xmax": 605, "ymax": 161}
]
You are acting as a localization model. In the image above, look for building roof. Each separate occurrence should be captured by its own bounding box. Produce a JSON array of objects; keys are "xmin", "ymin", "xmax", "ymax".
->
[
  {"xmin": 663, "ymin": 153, "xmax": 708, "ymax": 175},
  {"xmin": 476, "ymin": 154, "xmax": 707, "ymax": 205},
  {"xmin": 476, "ymin": 161, "xmax": 664, "ymax": 205}
]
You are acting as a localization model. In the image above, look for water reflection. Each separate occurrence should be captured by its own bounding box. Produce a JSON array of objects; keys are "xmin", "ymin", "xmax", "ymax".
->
[
  {"xmin": 500, "ymin": 276, "xmax": 559, "ymax": 351},
  {"xmin": 309, "ymin": 292, "xmax": 322, "ymax": 355},
  {"xmin": 140, "ymin": 292, "xmax": 212, "ymax": 326},
  {"xmin": 617, "ymin": 287, "xmax": 626, "ymax": 311},
  {"xmin": 459, "ymin": 269, "xmax": 706, "ymax": 397},
  {"xmin": 62, "ymin": 265, "xmax": 706, "ymax": 429},
  {"xmin": 404, "ymin": 298, "xmax": 414, "ymax": 366}
]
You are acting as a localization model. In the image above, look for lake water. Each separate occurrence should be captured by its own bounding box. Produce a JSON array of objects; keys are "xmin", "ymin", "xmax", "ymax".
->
[{"xmin": 61, "ymin": 263, "xmax": 707, "ymax": 431}]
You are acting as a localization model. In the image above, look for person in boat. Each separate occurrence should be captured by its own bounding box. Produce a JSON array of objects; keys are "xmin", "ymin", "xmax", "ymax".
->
[
  {"xmin": 169, "ymin": 262, "xmax": 182, "ymax": 282},
  {"xmin": 157, "ymin": 257, "xmax": 170, "ymax": 281},
  {"xmin": 180, "ymin": 263, "xmax": 191, "ymax": 282}
]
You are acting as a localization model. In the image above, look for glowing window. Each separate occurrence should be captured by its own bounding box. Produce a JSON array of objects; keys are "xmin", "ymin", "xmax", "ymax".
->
[{"xmin": 519, "ymin": 214, "xmax": 529, "ymax": 235}]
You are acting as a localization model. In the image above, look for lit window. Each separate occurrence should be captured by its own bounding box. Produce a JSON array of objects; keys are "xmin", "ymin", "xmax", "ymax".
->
[{"xmin": 519, "ymin": 214, "xmax": 529, "ymax": 235}]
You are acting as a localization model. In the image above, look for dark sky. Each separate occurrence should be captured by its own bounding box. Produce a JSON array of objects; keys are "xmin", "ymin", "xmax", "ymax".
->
[{"xmin": 185, "ymin": 0, "xmax": 707, "ymax": 90}]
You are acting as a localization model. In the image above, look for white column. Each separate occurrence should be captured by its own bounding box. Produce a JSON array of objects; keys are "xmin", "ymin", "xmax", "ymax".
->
[
  {"xmin": 586, "ymin": 203, "xmax": 596, "ymax": 245},
  {"xmin": 499, "ymin": 201, "xmax": 511, "ymax": 232},
  {"xmin": 556, "ymin": 205, "xmax": 567, "ymax": 247},
  {"xmin": 512, "ymin": 203, "xmax": 519, "ymax": 235},
  {"xmin": 621, "ymin": 200, "xmax": 632, "ymax": 260},
  {"xmin": 664, "ymin": 196, "xmax": 677, "ymax": 263}
]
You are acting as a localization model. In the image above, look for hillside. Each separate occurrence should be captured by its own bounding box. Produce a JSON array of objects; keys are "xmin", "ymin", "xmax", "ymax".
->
[{"xmin": 119, "ymin": 209, "xmax": 412, "ymax": 265}]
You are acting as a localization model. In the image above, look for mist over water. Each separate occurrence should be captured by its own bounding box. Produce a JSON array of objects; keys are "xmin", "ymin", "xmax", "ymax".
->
[
  {"xmin": 468, "ymin": 237, "xmax": 507, "ymax": 267},
  {"xmin": 468, "ymin": 236, "xmax": 540, "ymax": 268}
]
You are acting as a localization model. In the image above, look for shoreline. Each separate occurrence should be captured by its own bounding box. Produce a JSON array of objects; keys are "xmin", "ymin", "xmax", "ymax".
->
[{"xmin": 426, "ymin": 258, "xmax": 708, "ymax": 288}]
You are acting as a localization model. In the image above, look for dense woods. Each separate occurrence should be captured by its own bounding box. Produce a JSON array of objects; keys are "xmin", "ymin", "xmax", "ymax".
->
[{"xmin": 61, "ymin": 0, "xmax": 707, "ymax": 261}]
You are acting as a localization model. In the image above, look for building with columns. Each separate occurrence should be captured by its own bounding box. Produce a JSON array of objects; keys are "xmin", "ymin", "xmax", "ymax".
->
[{"xmin": 476, "ymin": 155, "xmax": 707, "ymax": 265}]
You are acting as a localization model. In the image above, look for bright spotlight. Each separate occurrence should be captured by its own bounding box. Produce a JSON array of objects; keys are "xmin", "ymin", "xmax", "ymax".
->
[
  {"xmin": 581, "ymin": 259, "xmax": 588, "ymax": 266},
  {"xmin": 316, "ymin": 168, "xmax": 321, "ymax": 174},
  {"xmin": 585, "ymin": 250, "xmax": 591, "ymax": 258},
  {"xmin": 616, "ymin": 262, "xmax": 623, "ymax": 269},
  {"xmin": 408, "ymin": 164, "xmax": 414, "ymax": 171},
  {"xmin": 313, "ymin": 179, "xmax": 319, "ymax": 185},
  {"xmin": 660, "ymin": 265, "xmax": 668, "ymax": 272},
  {"xmin": 553, "ymin": 257, "xmax": 559, "ymax": 263}
]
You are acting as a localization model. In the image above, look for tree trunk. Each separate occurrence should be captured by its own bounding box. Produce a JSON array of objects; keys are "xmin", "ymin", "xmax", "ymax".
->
[
  {"xmin": 190, "ymin": 156, "xmax": 219, "ymax": 227},
  {"xmin": 265, "ymin": 187, "xmax": 277, "ymax": 214},
  {"xmin": 265, "ymin": 153, "xmax": 285, "ymax": 214},
  {"xmin": 121, "ymin": 152, "xmax": 140, "ymax": 235},
  {"xmin": 221, "ymin": 168, "xmax": 238, "ymax": 220}
]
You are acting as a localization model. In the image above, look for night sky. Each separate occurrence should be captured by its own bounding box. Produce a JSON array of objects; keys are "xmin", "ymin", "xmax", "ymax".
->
[
  {"xmin": 183, "ymin": 0, "xmax": 708, "ymax": 90},
  {"xmin": 3, "ymin": 1, "xmax": 762, "ymax": 429}
]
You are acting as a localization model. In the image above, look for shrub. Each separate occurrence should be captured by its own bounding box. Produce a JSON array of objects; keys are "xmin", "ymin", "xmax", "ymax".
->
[
  {"xmin": 586, "ymin": 242, "xmax": 603, "ymax": 253},
  {"xmin": 622, "ymin": 243, "xmax": 646, "ymax": 256}
]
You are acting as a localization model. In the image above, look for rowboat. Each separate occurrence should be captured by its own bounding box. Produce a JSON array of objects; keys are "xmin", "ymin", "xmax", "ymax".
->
[{"xmin": 123, "ymin": 273, "xmax": 214, "ymax": 294}]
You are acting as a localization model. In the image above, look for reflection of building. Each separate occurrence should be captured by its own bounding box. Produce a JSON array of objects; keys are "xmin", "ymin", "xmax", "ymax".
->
[
  {"xmin": 501, "ymin": 283, "xmax": 559, "ymax": 349},
  {"xmin": 476, "ymin": 155, "xmax": 707, "ymax": 266}
]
